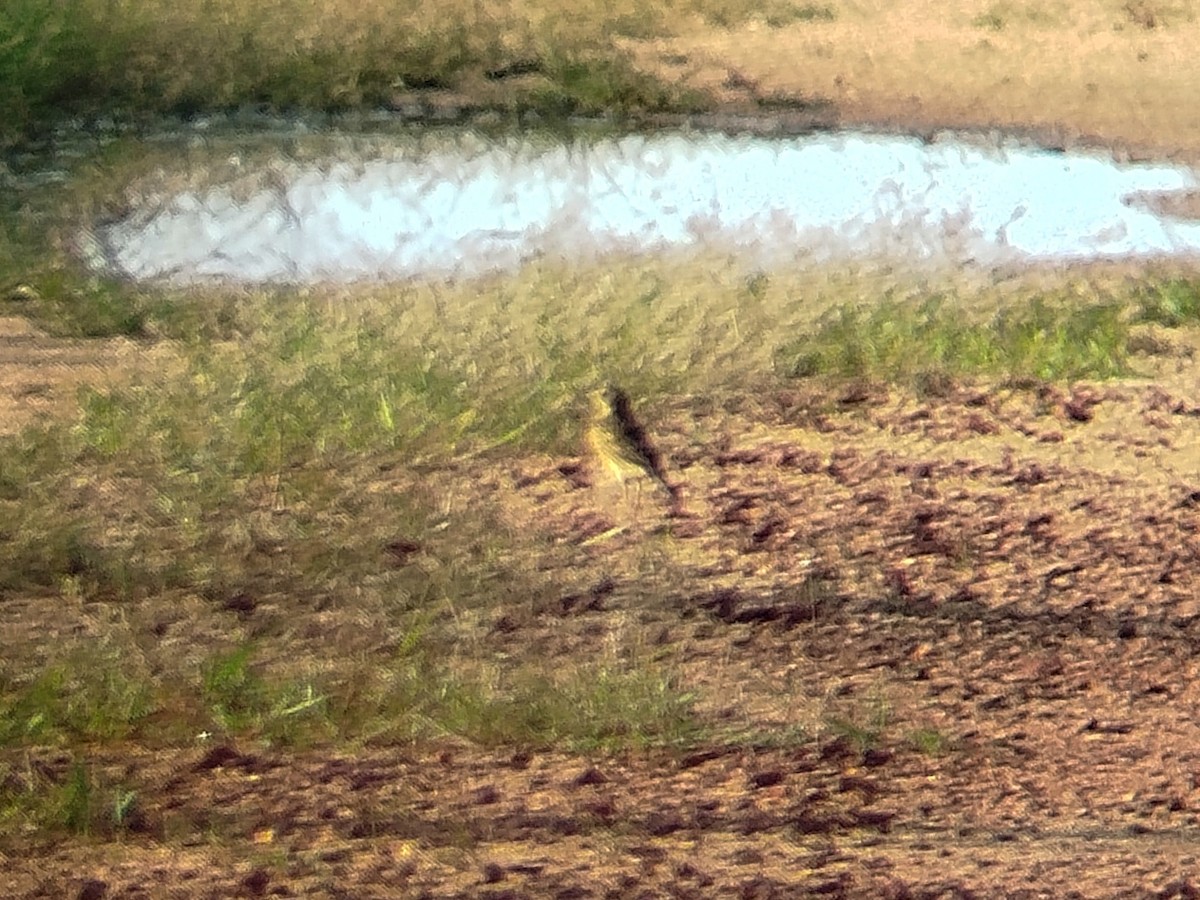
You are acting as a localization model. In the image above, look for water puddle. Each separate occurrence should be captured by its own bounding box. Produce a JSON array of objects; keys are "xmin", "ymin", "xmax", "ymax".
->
[{"xmin": 87, "ymin": 130, "xmax": 1200, "ymax": 284}]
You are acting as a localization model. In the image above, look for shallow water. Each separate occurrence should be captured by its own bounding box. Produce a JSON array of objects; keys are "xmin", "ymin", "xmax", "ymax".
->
[{"xmin": 90, "ymin": 129, "xmax": 1200, "ymax": 284}]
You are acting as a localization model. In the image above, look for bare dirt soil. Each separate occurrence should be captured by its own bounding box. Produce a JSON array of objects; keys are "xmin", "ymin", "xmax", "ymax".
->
[
  {"xmin": 7, "ymin": 307, "xmax": 1200, "ymax": 896},
  {"xmin": 0, "ymin": 317, "xmax": 179, "ymax": 437}
]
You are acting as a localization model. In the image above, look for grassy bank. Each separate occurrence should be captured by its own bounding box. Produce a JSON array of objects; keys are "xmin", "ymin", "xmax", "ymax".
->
[
  {"xmin": 0, "ymin": 0, "xmax": 719, "ymax": 150},
  {"xmin": 8, "ymin": 0, "xmax": 1200, "ymax": 159}
]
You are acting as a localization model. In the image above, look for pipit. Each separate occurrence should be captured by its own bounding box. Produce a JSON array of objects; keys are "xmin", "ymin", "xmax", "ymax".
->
[{"xmin": 585, "ymin": 385, "xmax": 673, "ymax": 504}]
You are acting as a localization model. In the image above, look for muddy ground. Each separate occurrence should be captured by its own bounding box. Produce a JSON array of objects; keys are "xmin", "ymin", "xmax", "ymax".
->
[{"xmin": 7, "ymin": 306, "xmax": 1200, "ymax": 896}]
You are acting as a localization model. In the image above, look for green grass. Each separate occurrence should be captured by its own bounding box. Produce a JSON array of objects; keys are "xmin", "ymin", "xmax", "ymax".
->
[
  {"xmin": 200, "ymin": 644, "xmax": 320, "ymax": 739},
  {"xmin": 908, "ymin": 727, "xmax": 954, "ymax": 756},
  {"xmin": 0, "ymin": 0, "xmax": 711, "ymax": 151},
  {"xmin": 0, "ymin": 647, "xmax": 155, "ymax": 745},
  {"xmin": 1133, "ymin": 277, "xmax": 1200, "ymax": 327},
  {"xmin": 0, "ymin": 637, "xmax": 701, "ymax": 754},
  {"xmin": 775, "ymin": 293, "xmax": 1134, "ymax": 387},
  {"xmin": 531, "ymin": 53, "xmax": 707, "ymax": 117},
  {"xmin": 12, "ymin": 277, "xmax": 161, "ymax": 339},
  {"xmin": 0, "ymin": 0, "xmax": 114, "ymax": 145},
  {"xmin": 434, "ymin": 664, "xmax": 701, "ymax": 751},
  {"xmin": 0, "ymin": 645, "xmax": 698, "ymax": 837},
  {"xmin": 824, "ymin": 715, "xmax": 882, "ymax": 752},
  {"xmin": 0, "ymin": 755, "xmax": 145, "ymax": 838}
]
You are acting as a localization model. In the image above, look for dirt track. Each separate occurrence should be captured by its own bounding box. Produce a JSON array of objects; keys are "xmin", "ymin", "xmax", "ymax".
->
[{"xmin": 8, "ymin": 322, "xmax": 1200, "ymax": 895}]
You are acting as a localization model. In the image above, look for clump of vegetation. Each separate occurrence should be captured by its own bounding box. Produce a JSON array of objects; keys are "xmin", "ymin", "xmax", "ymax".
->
[
  {"xmin": 0, "ymin": 755, "xmax": 146, "ymax": 837},
  {"xmin": 908, "ymin": 727, "xmax": 954, "ymax": 756},
  {"xmin": 531, "ymin": 53, "xmax": 707, "ymax": 117},
  {"xmin": 1133, "ymin": 277, "xmax": 1200, "ymax": 326},
  {"xmin": 0, "ymin": 645, "xmax": 155, "ymax": 745},
  {"xmin": 0, "ymin": 636, "xmax": 700, "ymax": 755},
  {"xmin": 775, "ymin": 294, "xmax": 1133, "ymax": 387}
]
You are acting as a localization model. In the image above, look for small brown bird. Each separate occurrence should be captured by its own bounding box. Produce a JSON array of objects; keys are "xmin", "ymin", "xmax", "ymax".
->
[{"xmin": 585, "ymin": 385, "xmax": 674, "ymax": 503}]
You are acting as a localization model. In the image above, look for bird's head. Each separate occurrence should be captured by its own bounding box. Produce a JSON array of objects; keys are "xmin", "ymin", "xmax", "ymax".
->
[{"xmin": 587, "ymin": 388, "xmax": 612, "ymax": 422}]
